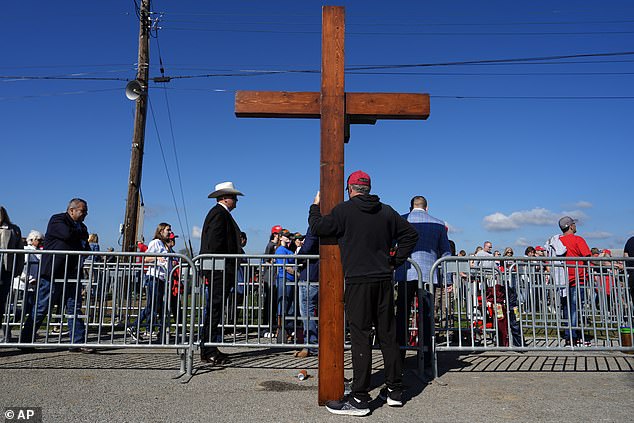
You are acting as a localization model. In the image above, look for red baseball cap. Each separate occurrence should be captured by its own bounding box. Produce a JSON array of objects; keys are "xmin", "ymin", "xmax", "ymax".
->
[
  {"xmin": 347, "ymin": 170, "xmax": 371, "ymax": 187},
  {"xmin": 535, "ymin": 245, "xmax": 545, "ymax": 251},
  {"xmin": 271, "ymin": 225, "xmax": 282, "ymax": 234}
]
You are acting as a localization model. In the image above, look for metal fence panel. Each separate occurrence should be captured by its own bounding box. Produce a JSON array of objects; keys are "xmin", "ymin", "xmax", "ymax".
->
[{"xmin": 429, "ymin": 256, "xmax": 634, "ymax": 377}]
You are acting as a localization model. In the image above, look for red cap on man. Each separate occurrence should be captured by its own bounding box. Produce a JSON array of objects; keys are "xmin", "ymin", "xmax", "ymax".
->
[
  {"xmin": 347, "ymin": 170, "xmax": 371, "ymax": 187},
  {"xmin": 271, "ymin": 225, "xmax": 282, "ymax": 234}
]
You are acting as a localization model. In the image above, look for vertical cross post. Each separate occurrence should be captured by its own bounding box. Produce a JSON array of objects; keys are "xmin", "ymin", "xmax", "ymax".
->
[{"xmin": 318, "ymin": 6, "xmax": 346, "ymax": 404}]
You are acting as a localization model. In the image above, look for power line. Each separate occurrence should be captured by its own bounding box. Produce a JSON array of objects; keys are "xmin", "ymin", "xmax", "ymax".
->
[
  {"xmin": 0, "ymin": 64, "xmax": 135, "ymax": 70},
  {"xmin": 432, "ymin": 95, "xmax": 634, "ymax": 100},
  {"xmin": 3, "ymin": 58, "xmax": 633, "ymax": 72},
  {"xmin": 347, "ymin": 71, "xmax": 634, "ymax": 76},
  {"xmin": 3, "ymin": 52, "xmax": 633, "ymax": 82},
  {"xmin": 0, "ymin": 88, "xmax": 120, "ymax": 101},
  {"xmin": 147, "ymin": 98, "xmax": 190, "ymax": 251},
  {"xmin": 154, "ymin": 59, "xmax": 634, "ymax": 70},
  {"xmin": 154, "ymin": 10, "xmax": 634, "ymax": 22},
  {"xmin": 0, "ymin": 75, "xmax": 129, "ymax": 81},
  {"xmin": 145, "ymin": 51, "xmax": 634, "ymax": 80},
  {"xmin": 152, "ymin": 87, "xmax": 634, "ymax": 100},
  {"xmin": 163, "ymin": 26, "xmax": 634, "ymax": 36},
  {"xmin": 154, "ymin": 31, "xmax": 193, "ymax": 253},
  {"xmin": 158, "ymin": 18, "xmax": 634, "ymax": 29},
  {"xmin": 347, "ymin": 51, "xmax": 634, "ymax": 70}
]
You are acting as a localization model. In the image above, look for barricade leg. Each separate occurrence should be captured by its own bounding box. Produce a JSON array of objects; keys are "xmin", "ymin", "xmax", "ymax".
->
[
  {"xmin": 417, "ymin": 287, "xmax": 434, "ymax": 380},
  {"xmin": 395, "ymin": 280, "xmax": 416, "ymax": 362}
]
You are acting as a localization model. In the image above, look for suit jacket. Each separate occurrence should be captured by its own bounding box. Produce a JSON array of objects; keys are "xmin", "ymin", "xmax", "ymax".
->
[
  {"xmin": 41, "ymin": 212, "xmax": 90, "ymax": 280},
  {"xmin": 199, "ymin": 204, "xmax": 242, "ymax": 280},
  {"xmin": 394, "ymin": 208, "xmax": 450, "ymax": 284}
]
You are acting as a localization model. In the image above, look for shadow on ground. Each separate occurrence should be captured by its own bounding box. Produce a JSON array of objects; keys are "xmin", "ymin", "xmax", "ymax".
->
[
  {"xmin": 0, "ymin": 346, "xmax": 632, "ymax": 380},
  {"xmin": 436, "ymin": 350, "xmax": 634, "ymax": 377}
]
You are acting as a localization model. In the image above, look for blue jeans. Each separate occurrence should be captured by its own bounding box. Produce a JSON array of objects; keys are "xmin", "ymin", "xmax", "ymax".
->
[
  {"xmin": 20, "ymin": 278, "xmax": 85, "ymax": 344},
  {"xmin": 562, "ymin": 285, "xmax": 585, "ymax": 341},
  {"xmin": 129, "ymin": 275, "xmax": 165, "ymax": 335},
  {"xmin": 276, "ymin": 277, "xmax": 295, "ymax": 332},
  {"xmin": 299, "ymin": 282, "xmax": 319, "ymax": 351}
]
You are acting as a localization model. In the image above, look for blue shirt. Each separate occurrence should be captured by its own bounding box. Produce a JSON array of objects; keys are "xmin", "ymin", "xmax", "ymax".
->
[{"xmin": 275, "ymin": 245, "xmax": 296, "ymax": 281}]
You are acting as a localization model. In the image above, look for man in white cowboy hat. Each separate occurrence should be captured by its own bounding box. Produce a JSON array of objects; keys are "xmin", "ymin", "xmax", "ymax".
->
[{"xmin": 199, "ymin": 181, "xmax": 244, "ymax": 365}]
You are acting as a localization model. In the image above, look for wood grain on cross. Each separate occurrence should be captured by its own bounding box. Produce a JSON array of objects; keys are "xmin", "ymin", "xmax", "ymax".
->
[{"xmin": 235, "ymin": 6, "xmax": 429, "ymax": 404}]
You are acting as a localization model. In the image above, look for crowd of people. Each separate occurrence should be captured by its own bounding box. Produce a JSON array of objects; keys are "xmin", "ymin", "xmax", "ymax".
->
[{"xmin": 2, "ymin": 175, "xmax": 634, "ymax": 416}]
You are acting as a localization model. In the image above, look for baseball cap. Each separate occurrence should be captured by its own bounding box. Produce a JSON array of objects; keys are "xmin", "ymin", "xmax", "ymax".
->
[
  {"xmin": 169, "ymin": 233, "xmax": 179, "ymax": 240},
  {"xmin": 271, "ymin": 225, "xmax": 282, "ymax": 234},
  {"xmin": 535, "ymin": 245, "xmax": 545, "ymax": 252},
  {"xmin": 558, "ymin": 216, "xmax": 577, "ymax": 231},
  {"xmin": 292, "ymin": 232, "xmax": 304, "ymax": 240},
  {"xmin": 280, "ymin": 229, "xmax": 292, "ymax": 239},
  {"xmin": 347, "ymin": 170, "xmax": 371, "ymax": 187}
]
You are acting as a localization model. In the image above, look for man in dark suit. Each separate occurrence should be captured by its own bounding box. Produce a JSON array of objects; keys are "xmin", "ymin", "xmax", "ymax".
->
[
  {"xmin": 199, "ymin": 182, "xmax": 244, "ymax": 364},
  {"xmin": 20, "ymin": 198, "xmax": 94, "ymax": 353}
]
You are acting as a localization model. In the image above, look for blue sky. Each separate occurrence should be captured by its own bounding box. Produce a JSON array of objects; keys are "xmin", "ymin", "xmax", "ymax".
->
[{"xmin": 2, "ymin": 1, "xmax": 633, "ymax": 254}]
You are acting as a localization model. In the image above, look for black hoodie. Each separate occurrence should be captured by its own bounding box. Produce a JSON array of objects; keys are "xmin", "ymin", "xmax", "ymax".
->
[{"xmin": 309, "ymin": 194, "xmax": 418, "ymax": 283}]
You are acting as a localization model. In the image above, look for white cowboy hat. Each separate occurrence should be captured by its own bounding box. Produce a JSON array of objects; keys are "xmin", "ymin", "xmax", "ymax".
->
[{"xmin": 208, "ymin": 181, "xmax": 244, "ymax": 198}]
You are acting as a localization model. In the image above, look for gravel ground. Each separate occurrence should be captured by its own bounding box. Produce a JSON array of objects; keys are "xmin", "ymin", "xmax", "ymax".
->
[{"xmin": 0, "ymin": 347, "xmax": 632, "ymax": 422}]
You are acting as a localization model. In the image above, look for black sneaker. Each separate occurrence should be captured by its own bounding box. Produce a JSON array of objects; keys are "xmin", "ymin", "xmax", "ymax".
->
[
  {"xmin": 379, "ymin": 387, "xmax": 403, "ymax": 407},
  {"xmin": 325, "ymin": 395, "xmax": 370, "ymax": 416}
]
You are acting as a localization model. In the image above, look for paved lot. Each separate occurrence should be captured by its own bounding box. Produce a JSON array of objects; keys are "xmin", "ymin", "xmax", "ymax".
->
[{"xmin": 0, "ymin": 347, "xmax": 632, "ymax": 422}]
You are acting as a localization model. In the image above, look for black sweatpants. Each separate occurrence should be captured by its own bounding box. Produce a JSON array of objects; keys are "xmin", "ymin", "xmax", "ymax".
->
[{"xmin": 345, "ymin": 279, "xmax": 402, "ymax": 401}]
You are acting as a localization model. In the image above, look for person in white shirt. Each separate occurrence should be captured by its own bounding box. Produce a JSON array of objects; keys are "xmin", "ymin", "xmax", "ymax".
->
[{"xmin": 127, "ymin": 222, "xmax": 172, "ymax": 343}]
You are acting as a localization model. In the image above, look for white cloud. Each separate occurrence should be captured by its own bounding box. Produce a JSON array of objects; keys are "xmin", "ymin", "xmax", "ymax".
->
[
  {"xmin": 446, "ymin": 222, "xmax": 462, "ymax": 234},
  {"xmin": 515, "ymin": 237, "xmax": 532, "ymax": 247},
  {"xmin": 192, "ymin": 225, "xmax": 202, "ymax": 239},
  {"xmin": 584, "ymin": 231, "xmax": 612, "ymax": 240},
  {"xmin": 482, "ymin": 212, "xmax": 518, "ymax": 231},
  {"xmin": 559, "ymin": 210, "xmax": 589, "ymax": 223},
  {"xmin": 483, "ymin": 207, "xmax": 558, "ymax": 231},
  {"xmin": 574, "ymin": 201, "xmax": 593, "ymax": 209}
]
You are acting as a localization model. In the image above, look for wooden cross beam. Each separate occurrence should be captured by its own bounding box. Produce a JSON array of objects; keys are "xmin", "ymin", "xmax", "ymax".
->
[{"xmin": 234, "ymin": 6, "xmax": 429, "ymax": 404}]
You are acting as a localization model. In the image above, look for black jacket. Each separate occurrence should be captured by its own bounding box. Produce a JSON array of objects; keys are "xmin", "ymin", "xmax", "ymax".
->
[
  {"xmin": 199, "ymin": 204, "xmax": 242, "ymax": 256},
  {"xmin": 41, "ymin": 212, "xmax": 90, "ymax": 280},
  {"xmin": 309, "ymin": 194, "xmax": 418, "ymax": 283},
  {"xmin": 199, "ymin": 204, "xmax": 243, "ymax": 280},
  {"xmin": 298, "ymin": 228, "xmax": 319, "ymax": 282}
]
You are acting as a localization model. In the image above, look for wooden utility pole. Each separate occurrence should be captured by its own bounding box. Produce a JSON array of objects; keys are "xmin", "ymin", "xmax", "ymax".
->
[
  {"xmin": 234, "ymin": 6, "xmax": 429, "ymax": 404},
  {"xmin": 123, "ymin": 0, "xmax": 151, "ymax": 252}
]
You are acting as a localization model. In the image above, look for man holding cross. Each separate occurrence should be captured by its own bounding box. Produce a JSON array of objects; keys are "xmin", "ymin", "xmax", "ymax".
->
[{"xmin": 309, "ymin": 170, "xmax": 418, "ymax": 416}]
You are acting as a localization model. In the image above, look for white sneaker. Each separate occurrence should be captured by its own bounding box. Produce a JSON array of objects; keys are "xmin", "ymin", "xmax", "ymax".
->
[{"xmin": 143, "ymin": 331, "xmax": 158, "ymax": 341}]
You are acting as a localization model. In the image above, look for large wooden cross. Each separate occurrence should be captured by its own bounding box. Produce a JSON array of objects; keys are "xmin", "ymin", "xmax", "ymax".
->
[{"xmin": 235, "ymin": 6, "xmax": 429, "ymax": 404}]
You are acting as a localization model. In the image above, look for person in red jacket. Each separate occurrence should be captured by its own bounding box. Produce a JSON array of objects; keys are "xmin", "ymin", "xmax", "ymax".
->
[{"xmin": 558, "ymin": 216, "xmax": 591, "ymax": 346}]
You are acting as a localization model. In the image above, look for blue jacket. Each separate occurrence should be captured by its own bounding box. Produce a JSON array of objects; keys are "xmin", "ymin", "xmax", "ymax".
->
[
  {"xmin": 394, "ymin": 209, "xmax": 451, "ymax": 284},
  {"xmin": 41, "ymin": 212, "xmax": 90, "ymax": 280},
  {"xmin": 298, "ymin": 228, "xmax": 319, "ymax": 282}
]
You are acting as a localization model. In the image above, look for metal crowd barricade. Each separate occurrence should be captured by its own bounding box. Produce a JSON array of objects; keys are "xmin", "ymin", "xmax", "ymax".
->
[
  {"xmin": 399, "ymin": 259, "xmax": 433, "ymax": 379},
  {"xmin": 429, "ymin": 255, "xmax": 634, "ymax": 378},
  {"xmin": 0, "ymin": 249, "xmax": 196, "ymax": 377},
  {"xmin": 1, "ymin": 247, "xmax": 462, "ymax": 379},
  {"xmin": 192, "ymin": 254, "xmax": 430, "ymax": 377},
  {"xmin": 191, "ymin": 254, "xmax": 320, "ymax": 350}
]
